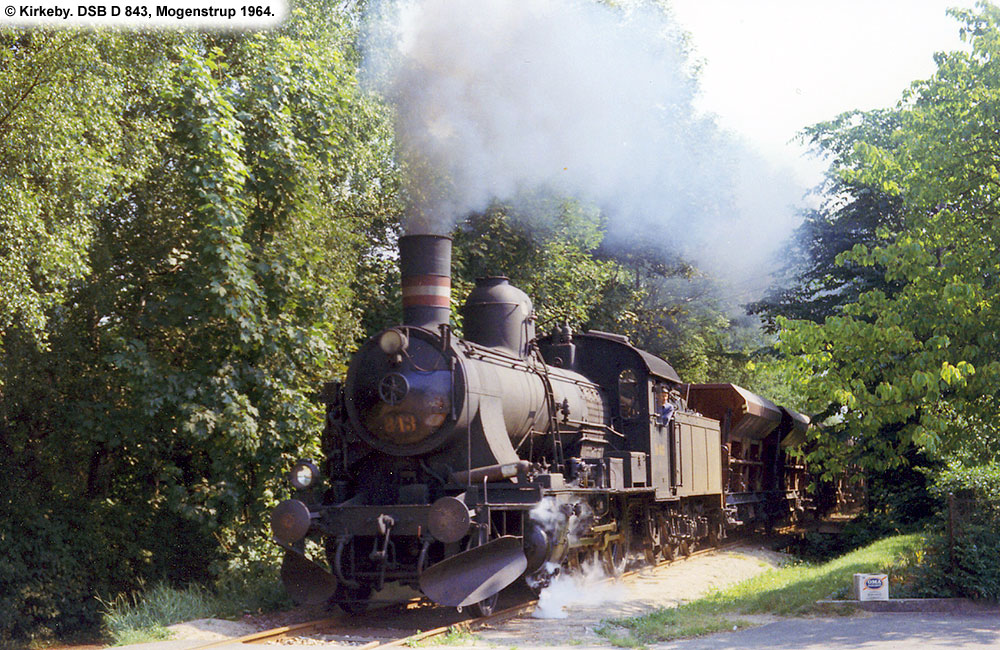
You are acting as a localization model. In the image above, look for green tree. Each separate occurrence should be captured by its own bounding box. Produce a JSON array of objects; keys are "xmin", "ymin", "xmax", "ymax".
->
[
  {"xmin": 449, "ymin": 199, "xmax": 797, "ymax": 400},
  {"xmin": 451, "ymin": 197, "xmax": 627, "ymax": 332},
  {"xmin": 748, "ymin": 110, "xmax": 906, "ymax": 331},
  {"xmin": 0, "ymin": 8, "xmax": 401, "ymax": 641},
  {"xmin": 778, "ymin": 3, "xmax": 1000, "ymax": 475},
  {"xmin": 0, "ymin": 30, "xmax": 166, "ymax": 356}
]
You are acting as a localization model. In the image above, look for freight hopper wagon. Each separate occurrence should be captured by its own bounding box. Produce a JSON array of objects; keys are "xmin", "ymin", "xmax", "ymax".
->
[{"xmin": 685, "ymin": 384, "xmax": 810, "ymax": 530}]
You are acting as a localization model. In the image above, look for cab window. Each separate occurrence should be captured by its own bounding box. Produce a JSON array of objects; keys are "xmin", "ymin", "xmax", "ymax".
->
[{"xmin": 618, "ymin": 368, "xmax": 640, "ymax": 419}]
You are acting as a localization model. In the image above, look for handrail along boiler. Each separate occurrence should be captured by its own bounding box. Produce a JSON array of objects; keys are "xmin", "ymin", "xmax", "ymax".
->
[{"xmin": 270, "ymin": 234, "xmax": 810, "ymax": 614}]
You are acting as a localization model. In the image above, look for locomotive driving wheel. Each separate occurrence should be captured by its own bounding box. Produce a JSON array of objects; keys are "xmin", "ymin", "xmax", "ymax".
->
[
  {"xmin": 644, "ymin": 514, "xmax": 661, "ymax": 564},
  {"xmin": 602, "ymin": 525, "xmax": 629, "ymax": 577},
  {"xmin": 474, "ymin": 591, "xmax": 499, "ymax": 617},
  {"xmin": 567, "ymin": 546, "xmax": 600, "ymax": 573},
  {"xmin": 566, "ymin": 548, "xmax": 582, "ymax": 572},
  {"xmin": 326, "ymin": 536, "xmax": 373, "ymax": 614},
  {"xmin": 332, "ymin": 582, "xmax": 372, "ymax": 615}
]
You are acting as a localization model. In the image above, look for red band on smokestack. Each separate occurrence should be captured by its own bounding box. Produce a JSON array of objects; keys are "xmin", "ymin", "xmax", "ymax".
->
[{"xmin": 404, "ymin": 294, "xmax": 451, "ymax": 307}]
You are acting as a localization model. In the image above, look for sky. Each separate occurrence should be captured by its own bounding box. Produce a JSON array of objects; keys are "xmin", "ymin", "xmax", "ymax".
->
[{"xmin": 668, "ymin": 0, "xmax": 978, "ymax": 189}]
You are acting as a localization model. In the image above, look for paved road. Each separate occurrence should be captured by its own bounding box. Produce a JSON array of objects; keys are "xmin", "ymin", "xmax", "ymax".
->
[{"xmin": 654, "ymin": 613, "xmax": 1000, "ymax": 650}]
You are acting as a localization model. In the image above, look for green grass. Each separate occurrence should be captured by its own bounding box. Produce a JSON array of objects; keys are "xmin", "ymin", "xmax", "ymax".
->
[
  {"xmin": 99, "ymin": 564, "xmax": 290, "ymax": 646},
  {"xmin": 99, "ymin": 583, "xmax": 218, "ymax": 645},
  {"xmin": 596, "ymin": 533, "xmax": 927, "ymax": 648},
  {"xmin": 595, "ymin": 614, "xmax": 749, "ymax": 648}
]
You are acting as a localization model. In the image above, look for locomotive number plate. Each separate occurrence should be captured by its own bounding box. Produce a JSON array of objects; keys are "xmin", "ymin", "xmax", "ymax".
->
[{"xmin": 383, "ymin": 412, "xmax": 418, "ymax": 435}]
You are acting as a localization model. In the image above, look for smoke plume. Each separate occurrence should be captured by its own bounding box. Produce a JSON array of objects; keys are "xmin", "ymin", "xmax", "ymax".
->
[{"xmin": 363, "ymin": 0, "xmax": 803, "ymax": 285}]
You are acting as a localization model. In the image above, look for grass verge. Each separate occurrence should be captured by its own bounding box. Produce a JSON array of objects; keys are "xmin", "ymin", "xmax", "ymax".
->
[
  {"xmin": 100, "ymin": 563, "xmax": 290, "ymax": 646},
  {"xmin": 99, "ymin": 583, "xmax": 216, "ymax": 646},
  {"xmin": 595, "ymin": 533, "xmax": 926, "ymax": 648}
]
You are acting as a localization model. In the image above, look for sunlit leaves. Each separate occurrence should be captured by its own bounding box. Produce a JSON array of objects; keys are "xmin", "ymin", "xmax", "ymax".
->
[
  {"xmin": 777, "ymin": 3, "xmax": 1000, "ymax": 472},
  {"xmin": 1, "ymin": 8, "xmax": 401, "ymax": 638},
  {"xmin": 0, "ymin": 30, "xmax": 170, "ymax": 356}
]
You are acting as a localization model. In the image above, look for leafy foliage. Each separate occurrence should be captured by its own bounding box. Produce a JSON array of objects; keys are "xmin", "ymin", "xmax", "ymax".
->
[
  {"xmin": 775, "ymin": 4, "xmax": 1000, "ymax": 474},
  {"xmin": 912, "ymin": 462, "xmax": 1000, "ymax": 601},
  {"xmin": 0, "ymin": 11, "xmax": 400, "ymax": 643},
  {"xmin": 748, "ymin": 110, "xmax": 906, "ymax": 331},
  {"xmin": 452, "ymin": 198, "xmax": 626, "ymax": 331},
  {"xmin": 0, "ymin": 30, "xmax": 168, "ymax": 355}
]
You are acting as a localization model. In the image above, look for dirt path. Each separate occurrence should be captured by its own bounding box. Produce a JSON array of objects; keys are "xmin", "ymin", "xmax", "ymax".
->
[{"xmin": 467, "ymin": 544, "xmax": 788, "ymax": 648}]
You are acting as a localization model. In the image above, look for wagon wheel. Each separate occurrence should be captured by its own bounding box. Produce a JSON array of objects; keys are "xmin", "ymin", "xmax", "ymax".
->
[{"xmin": 708, "ymin": 520, "xmax": 722, "ymax": 548}]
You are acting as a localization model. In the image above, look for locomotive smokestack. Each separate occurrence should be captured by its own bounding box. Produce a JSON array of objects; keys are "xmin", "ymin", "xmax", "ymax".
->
[{"xmin": 399, "ymin": 234, "xmax": 452, "ymax": 329}]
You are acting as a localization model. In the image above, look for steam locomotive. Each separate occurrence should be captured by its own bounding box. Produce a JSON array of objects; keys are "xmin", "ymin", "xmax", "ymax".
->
[{"xmin": 270, "ymin": 234, "xmax": 810, "ymax": 615}]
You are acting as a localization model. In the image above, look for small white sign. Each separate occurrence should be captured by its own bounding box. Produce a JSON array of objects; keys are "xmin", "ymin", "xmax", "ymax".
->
[{"xmin": 853, "ymin": 573, "xmax": 889, "ymax": 601}]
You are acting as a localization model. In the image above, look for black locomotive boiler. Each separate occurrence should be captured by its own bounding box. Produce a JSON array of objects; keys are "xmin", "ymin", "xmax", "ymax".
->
[{"xmin": 270, "ymin": 234, "xmax": 809, "ymax": 615}]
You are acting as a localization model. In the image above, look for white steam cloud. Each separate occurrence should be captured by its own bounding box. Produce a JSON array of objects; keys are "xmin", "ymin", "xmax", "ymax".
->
[
  {"xmin": 363, "ymin": 0, "xmax": 804, "ymax": 285},
  {"xmin": 532, "ymin": 557, "xmax": 626, "ymax": 619}
]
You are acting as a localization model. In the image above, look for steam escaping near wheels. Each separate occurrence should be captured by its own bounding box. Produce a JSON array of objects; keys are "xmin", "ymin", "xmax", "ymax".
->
[{"xmin": 532, "ymin": 556, "xmax": 625, "ymax": 619}]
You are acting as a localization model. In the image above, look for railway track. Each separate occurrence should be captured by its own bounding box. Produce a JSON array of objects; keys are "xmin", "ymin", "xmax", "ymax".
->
[{"xmin": 190, "ymin": 541, "xmax": 739, "ymax": 649}]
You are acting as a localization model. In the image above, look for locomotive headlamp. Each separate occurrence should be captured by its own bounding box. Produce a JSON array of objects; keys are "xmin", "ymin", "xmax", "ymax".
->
[
  {"xmin": 289, "ymin": 459, "xmax": 320, "ymax": 490},
  {"xmin": 378, "ymin": 328, "xmax": 409, "ymax": 355}
]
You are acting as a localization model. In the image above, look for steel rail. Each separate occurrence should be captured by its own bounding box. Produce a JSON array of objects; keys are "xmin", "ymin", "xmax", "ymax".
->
[{"xmin": 187, "ymin": 616, "xmax": 342, "ymax": 648}]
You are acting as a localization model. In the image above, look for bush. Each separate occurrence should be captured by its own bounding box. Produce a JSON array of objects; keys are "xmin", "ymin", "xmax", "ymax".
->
[
  {"xmin": 0, "ymin": 497, "xmax": 117, "ymax": 645},
  {"xmin": 914, "ymin": 463, "xmax": 1000, "ymax": 601}
]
